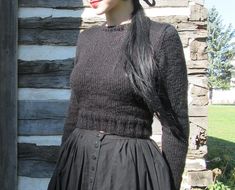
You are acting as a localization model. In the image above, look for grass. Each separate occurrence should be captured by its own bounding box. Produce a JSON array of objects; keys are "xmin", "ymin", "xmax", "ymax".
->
[
  {"xmin": 207, "ymin": 104, "xmax": 235, "ymax": 189},
  {"xmin": 208, "ymin": 104, "xmax": 235, "ymax": 143}
]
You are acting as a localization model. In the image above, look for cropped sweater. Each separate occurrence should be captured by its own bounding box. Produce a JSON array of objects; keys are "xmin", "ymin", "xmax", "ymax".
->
[{"xmin": 61, "ymin": 20, "xmax": 190, "ymax": 190}]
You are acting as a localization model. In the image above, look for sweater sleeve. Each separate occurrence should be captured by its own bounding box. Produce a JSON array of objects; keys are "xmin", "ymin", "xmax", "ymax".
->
[
  {"xmin": 61, "ymin": 88, "xmax": 79, "ymax": 145},
  {"xmin": 61, "ymin": 34, "xmax": 82, "ymax": 146},
  {"xmin": 158, "ymin": 25, "xmax": 190, "ymax": 190}
]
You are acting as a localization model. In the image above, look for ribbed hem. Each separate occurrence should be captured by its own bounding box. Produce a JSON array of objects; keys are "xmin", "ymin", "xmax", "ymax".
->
[{"xmin": 75, "ymin": 110, "xmax": 153, "ymax": 138}]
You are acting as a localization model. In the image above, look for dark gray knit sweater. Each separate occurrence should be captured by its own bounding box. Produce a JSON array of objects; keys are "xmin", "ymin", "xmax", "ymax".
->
[{"xmin": 61, "ymin": 20, "xmax": 189, "ymax": 190}]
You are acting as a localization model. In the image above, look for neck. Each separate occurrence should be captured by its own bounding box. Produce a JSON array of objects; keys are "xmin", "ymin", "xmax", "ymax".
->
[{"xmin": 105, "ymin": 0, "xmax": 133, "ymax": 26}]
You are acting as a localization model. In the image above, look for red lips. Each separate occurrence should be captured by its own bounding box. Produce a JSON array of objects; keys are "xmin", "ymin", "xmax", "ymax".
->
[
  {"xmin": 90, "ymin": 0, "xmax": 100, "ymax": 3},
  {"xmin": 90, "ymin": 0, "xmax": 101, "ymax": 8}
]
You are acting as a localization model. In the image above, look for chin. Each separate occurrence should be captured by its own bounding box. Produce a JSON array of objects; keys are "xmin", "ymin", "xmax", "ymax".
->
[
  {"xmin": 94, "ymin": 6, "xmax": 112, "ymax": 15},
  {"xmin": 89, "ymin": 0, "xmax": 117, "ymax": 15}
]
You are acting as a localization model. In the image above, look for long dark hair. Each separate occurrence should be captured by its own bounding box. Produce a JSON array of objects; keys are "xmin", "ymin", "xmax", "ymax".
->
[{"xmin": 119, "ymin": 0, "xmax": 188, "ymax": 143}]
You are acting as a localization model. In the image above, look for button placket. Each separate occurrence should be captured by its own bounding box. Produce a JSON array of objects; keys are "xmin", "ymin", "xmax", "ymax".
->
[{"xmin": 88, "ymin": 131, "xmax": 105, "ymax": 190}]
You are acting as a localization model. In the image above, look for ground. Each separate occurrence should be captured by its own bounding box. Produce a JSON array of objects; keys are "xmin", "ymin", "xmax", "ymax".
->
[{"xmin": 206, "ymin": 104, "xmax": 235, "ymax": 189}]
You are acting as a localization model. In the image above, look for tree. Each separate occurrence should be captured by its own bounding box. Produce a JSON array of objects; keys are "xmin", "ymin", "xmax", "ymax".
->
[{"xmin": 206, "ymin": 7, "xmax": 235, "ymax": 91}]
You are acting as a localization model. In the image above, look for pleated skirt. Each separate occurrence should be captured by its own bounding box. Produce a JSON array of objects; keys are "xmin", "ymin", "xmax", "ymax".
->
[{"xmin": 47, "ymin": 127, "xmax": 172, "ymax": 190}]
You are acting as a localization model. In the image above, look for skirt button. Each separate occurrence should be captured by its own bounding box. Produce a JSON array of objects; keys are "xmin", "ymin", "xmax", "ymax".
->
[
  {"xmin": 94, "ymin": 141, "xmax": 99, "ymax": 148},
  {"xmin": 91, "ymin": 155, "xmax": 96, "ymax": 160}
]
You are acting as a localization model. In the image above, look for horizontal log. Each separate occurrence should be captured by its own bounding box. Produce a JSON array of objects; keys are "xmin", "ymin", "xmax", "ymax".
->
[
  {"xmin": 18, "ymin": 24, "xmax": 206, "ymax": 46},
  {"xmin": 18, "ymin": 59, "xmax": 73, "ymax": 88},
  {"xmin": 19, "ymin": 72, "xmax": 70, "ymax": 88},
  {"xmin": 18, "ymin": 7, "xmax": 190, "ymax": 19},
  {"xmin": 19, "ymin": 0, "xmax": 189, "ymax": 8},
  {"xmin": 18, "ymin": 58, "xmax": 74, "ymax": 74},
  {"xmin": 18, "ymin": 143, "xmax": 60, "ymax": 162},
  {"xmin": 19, "ymin": 0, "xmax": 87, "ymax": 8},
  {"xmin": 19, "ymin": 17, "xmax": 83, "ymax": 29},
  {"xmin": 18, "ymin": 159, "xmax": 56, "ymax": 178},
  {"xmin": 18, "ymin": 16, "xmax": 202, "ymax": 31},
  {"xmin": 18, "ymin": 119, "xmax": 64, "ymax": 135},
  {"xmin": 18, "ymin": 100, "xmax": 68, "ymax": 119},
  {"xmin": 18, "ymin": 27, "xmax": 207, "ymax": 47},
  {"xmin": 19, "ymin": 29, "xmax": 80, "ymax": 45}
]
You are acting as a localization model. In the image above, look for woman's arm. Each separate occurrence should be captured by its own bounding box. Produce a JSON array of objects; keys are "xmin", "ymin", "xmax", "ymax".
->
[
  {"xmin": 61, "ymin": 34, "xmax": 82, "ymax": 146},
  {"xmin": 158, "ymin": 24, "xmax": 190, "ymax": 190},
  {"xmin": 61, "ymin": 88, "xmax": 79, "ymax": 145}
]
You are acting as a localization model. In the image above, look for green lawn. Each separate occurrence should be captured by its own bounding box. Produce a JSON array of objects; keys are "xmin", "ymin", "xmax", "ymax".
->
[
  {"xmin": 207, "ymin": 104, "xmax": 235, "ymax": 188},
  {"xmin": 208, "ymin": 105, "xmax": 235, "ymax": 143}
]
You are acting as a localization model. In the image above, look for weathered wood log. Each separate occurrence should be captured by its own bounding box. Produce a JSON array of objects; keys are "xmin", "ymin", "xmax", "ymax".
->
[
  {"xmin": 18, "ymin": 143, "xmax": 60, "ymax": 162},
  {"xmin": 19, "ymin": 72, "xmax": 71, "ymax": 88},
  {"xmin": 19, "ymin": 16, "xmax": 206, "ymax": 31},
  {"xmin": 19, "ymin": 27, "xmax": 206, "ymax": 47},
  {"xmin": 18, "ymin": 59, "xmax": 73, "ymax": 88},
  {"xmin": 18, "ymin": 119, "xmax": 64, "ymax": 135},
  {"xmin": 18, "ymin": 59, "xmax": 74, "ymax": 73},
  {"xmin": 19, "ymin": 17, "xmax": 83, "ymax": 29},
  {"xmin": 19, "ymin": 0, "xmax": 87, "ymax": 8},
  {"xmin": 18, "ymin": 100, "xmax": 69, "ymax": 119},
  {"xmin": 19, "ymin": 29, "xmax": 80, "ymax": 45},
  {"xmin": 19, "ymin": 0, "xmax": 189, "ymax": 8},
  {"xmin": 18, "ymin": 159, "xmax": 56, "ymax": 178}
]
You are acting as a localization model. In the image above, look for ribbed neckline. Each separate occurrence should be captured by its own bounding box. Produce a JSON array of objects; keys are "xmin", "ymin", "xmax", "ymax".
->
[{"xmin": 100, "ymin": 21, "xmax": 131, "ymax": 32}]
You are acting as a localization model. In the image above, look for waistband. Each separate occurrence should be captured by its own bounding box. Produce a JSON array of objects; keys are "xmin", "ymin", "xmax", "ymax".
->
[
  {"xmin": 75, "ymin": 110, "xmax": 153, "ymax": 138},
  {"xmin": 75, "ymin": 127, "xmax": 151, "ymax": 140}
]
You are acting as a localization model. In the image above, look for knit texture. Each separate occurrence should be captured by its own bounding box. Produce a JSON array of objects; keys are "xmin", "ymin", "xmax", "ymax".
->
[{"xmin": 61, "ymin": 20, "xmax": 189, "ymax": 190}]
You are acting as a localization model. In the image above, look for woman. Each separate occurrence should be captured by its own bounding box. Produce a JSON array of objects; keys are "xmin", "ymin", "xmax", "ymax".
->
[{"xmin": 47, "ymin": 0, "xmax": 190, "ymax": 190}]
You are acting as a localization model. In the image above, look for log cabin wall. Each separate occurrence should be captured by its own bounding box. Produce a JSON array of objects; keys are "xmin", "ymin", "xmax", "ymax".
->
[{"xmin": 17, "ymin": 0, "xmax": 211, "ymax": 189}]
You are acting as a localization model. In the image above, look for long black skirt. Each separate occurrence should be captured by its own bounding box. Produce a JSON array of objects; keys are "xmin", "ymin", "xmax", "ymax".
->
[{"xmin": 47, "ymin": 127, "xmax": 172, "ymax": 190}]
